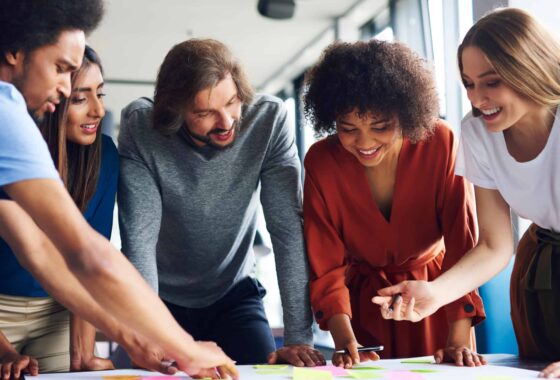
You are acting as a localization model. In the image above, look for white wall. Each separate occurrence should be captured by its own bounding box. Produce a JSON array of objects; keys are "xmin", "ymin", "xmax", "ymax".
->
[{"xmin": 510, "ymin": 0, "xmax": 560, "ymax": 36}]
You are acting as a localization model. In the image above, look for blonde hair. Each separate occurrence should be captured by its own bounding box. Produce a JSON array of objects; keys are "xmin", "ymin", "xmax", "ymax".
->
[{"xmin": 458, "ymin": 8, "xmax": 560, "ymax": 116}]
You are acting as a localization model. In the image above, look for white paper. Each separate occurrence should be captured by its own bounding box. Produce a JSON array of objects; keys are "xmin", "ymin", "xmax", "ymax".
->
[{"xmin": 32, "ymin": 356, "xmax": 541, "ymax": 379}]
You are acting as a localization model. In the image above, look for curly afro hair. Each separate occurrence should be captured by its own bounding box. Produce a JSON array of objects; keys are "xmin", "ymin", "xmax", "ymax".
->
[
  {"xmin": 304, "ymin": 39, "xmax": 439, "ymax": 142},
  {"xmin": 0, "ymin": 0, "xmax": 104, "ymax": 63}
]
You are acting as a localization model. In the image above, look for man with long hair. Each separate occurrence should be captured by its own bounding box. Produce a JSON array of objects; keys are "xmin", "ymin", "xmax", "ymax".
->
[{"xmin": 119, "ymin": 38, "xmax": 323, "ymax": 366}]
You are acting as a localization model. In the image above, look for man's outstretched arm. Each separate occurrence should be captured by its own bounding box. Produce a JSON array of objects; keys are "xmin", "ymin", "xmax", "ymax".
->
[
  {"xmin": 0, "ymin": 199, "xmax": 175, "ymax": 373},
  {"xmin": 3, "ymin": 181, "xmax": 238, "ymax": 378}
]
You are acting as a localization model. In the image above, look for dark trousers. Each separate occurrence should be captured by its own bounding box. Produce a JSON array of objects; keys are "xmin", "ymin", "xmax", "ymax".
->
[{"xmin": 164, "ymin": 276, "xmax": 276, "ymax": 365}]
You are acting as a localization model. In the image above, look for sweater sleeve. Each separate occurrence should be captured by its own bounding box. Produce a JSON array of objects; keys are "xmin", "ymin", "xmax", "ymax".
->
[
  {"xmin": 118, "ymin": 103, "xmax": 163, "ymax": 292},
  {"xmin": 259, "ymin": 101, "xmax": 313, "ymax": 346},
  {"xmin": 437, "ymin": 123, "xmax": 486, "ymax": 326},
  {"xmin": 303, "ymin": 148, "xmax": 352, "ymax": 331}
]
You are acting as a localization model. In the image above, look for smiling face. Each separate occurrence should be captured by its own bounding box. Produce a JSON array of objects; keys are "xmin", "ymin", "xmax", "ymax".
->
[
  {"xmin": 182, "ymin": 74, "xmax": 242, "ymax": 150},
  {"xmin": 8, "ymin": 30, "xmax": 85, "ymax": 124},
  {"xmin": 336, "ymin": 109, "xmax": 402, "ymax": 168},
  {"xmin": 65, "ymin": 63, "xmax": 105, "ymax": 146},
  {"xmin": 461, "ymin": 46, "xmax": 543, "ymax": 133}
]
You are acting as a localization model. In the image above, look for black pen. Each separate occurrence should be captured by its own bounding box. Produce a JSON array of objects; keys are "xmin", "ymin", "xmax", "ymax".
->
[
  {"xmin": 388, "ymin": 293, "xmax": 402, "ymax": 311},
  {"xmin": 335, "ymin": 345, "xmax": 384, "ymax": 354}
]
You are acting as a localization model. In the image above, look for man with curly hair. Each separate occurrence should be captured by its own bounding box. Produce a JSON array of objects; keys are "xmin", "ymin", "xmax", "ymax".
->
[
  {"xmin": 0, "ymin": 2, "xmax": 237, "ymax": 379},
  {"xmin": 303, "ymin": 39, "xmax": 486, "ymax": 368}
]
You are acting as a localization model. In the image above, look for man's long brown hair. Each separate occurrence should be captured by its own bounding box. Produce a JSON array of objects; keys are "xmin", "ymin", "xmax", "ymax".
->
[
  {"xmin": 153, "ymin": 38, "xmax": 254, "ymax": 135},
  {"xmin": 40, "ymin": 46, "xmax": 103, "ymax": 211}
]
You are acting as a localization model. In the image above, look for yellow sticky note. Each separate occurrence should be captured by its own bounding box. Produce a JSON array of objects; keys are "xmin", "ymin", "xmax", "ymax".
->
[
  {"xmin": 348, "ymin": 370, "xmax": 384, "ymax": 379},
  {"xmin": 351, "ymin": 366, "xmax": 384, "ymax": 370},
  {"xmin": 256, "ymin": 369, "xmax": 291, "ymax": 375},
  {"xmin": 254, "ymin": 364, "xmax": 290, "ymax": 370},
  {"xmin": 293, "ymin": 367, "xmax": 333, "ymax": 380}
]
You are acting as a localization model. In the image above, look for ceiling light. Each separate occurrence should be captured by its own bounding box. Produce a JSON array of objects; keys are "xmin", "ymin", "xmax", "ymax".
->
[{"xmin": 257, "ymin": 0, "xmax": 296, "ymax": 19}]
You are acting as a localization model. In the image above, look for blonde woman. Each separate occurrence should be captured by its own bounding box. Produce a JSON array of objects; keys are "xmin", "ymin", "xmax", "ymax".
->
[{"xmin": 373, "ymin": 8, "xmax": 560, "ymax": 378}]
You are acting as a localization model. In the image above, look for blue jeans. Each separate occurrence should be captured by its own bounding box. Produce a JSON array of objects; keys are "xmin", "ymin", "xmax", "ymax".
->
[{"xmin": 164, "ymin": 276, "xmax": 276, "ymax": 364}]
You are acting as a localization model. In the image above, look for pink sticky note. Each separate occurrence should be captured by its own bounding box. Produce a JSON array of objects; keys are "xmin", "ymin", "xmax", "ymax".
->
[
  {"xmin": 313, "ymin": 365, "xmax": 349, "ymax": 377},
  {"xmin": 387, "ymin": 371, "xmax": 425, "ymax": 380}
]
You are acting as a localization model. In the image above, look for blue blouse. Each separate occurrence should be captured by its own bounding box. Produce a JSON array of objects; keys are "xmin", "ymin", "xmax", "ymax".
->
[{"xmin": 0, "ymin": 134, "xmax": 119, "ymax": 297}]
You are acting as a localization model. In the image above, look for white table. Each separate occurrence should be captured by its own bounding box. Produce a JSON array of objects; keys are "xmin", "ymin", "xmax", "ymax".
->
[{"xmin": 32, "ymin": 355, "xmax": 544, "ymax": 379}]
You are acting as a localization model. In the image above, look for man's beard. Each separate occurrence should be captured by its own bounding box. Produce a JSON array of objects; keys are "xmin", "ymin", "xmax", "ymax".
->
[
  {"xmin": 185, "ymin": 119, "xmax": 241, "ymax": 151},
  {"xmin": 28, "ymin": 106, "xmax": 45, "ymax": 125},
  {"xmin": 11, "ymin": 63, "xmax": 56, "ymax": 125},
  {"xmin": 28, "ymin": 96, "xmax": 60, "ymax": 125}
]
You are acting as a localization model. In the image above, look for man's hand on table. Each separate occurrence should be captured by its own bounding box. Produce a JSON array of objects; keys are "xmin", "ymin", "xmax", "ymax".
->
[{"xmin": 174, "ymin": 340, "xmax": 238, "ymax": 380}]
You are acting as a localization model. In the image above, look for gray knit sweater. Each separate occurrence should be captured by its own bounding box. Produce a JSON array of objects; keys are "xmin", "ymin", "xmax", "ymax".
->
[{"xmin": 118, "ymin": 94, "xmax": 313, "ymax": 345}]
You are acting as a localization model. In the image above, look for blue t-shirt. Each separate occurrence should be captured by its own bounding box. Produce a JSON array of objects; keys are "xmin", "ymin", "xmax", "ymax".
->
[
  {"xmin": 0, "ymin": 81, "xmax": 59, "ymax": 199},
  {"xmin": 0, "ymin": 134, "xmax": 119, "ymax": 297}
]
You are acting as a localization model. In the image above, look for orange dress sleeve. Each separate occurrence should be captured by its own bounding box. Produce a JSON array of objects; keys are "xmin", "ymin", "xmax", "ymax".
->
[
  {"xmin": 436, "ymin": 121, "xmax": 486, "ymax": 325},
  {"xmin": 303, "ymin": 145, "xmax": 352, "ymax": 330}
]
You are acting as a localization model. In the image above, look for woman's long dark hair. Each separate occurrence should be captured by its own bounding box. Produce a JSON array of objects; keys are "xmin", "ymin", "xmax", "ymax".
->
[{"xmin": 40, "ymin": 45, "xmax": 104, "ymax": 211}]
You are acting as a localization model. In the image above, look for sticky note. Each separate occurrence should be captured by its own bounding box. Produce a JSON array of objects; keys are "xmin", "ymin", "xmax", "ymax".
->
[
  {"xmin": 142, "ymin": 377, "xmax": 182, "ymax": 380},
  {"xmin": 351, "ymin": 366, "xmax": 384, "ymax": 370},
  {"xmin": 254, "ymin": 364, "xmax": 290, "ymax": 369},
  {"xmin": 102, "ymin": 376, "xmax": 141, "ymax": 380},
  {"xmin": 410, "ymin": 369, "xmax": 439, "ymax": 373},
  {"xmin": 255, "ymin": 369, "xmax": 291, "ymax": 375},
  {"xmin": 313, "ymin": 365, "xmax": 349, "ymax": 376},
  {"xmin": 348, "ymin": 371, "xmax": 384, "ymax": 379},
  {"xmin": 400, "ymin": 359, "xmax": 433, "ymax": 364},
  {"xmin": 387, "ymin": 371, "xmax": 426, "ymax": 380},
  {"xmin": 293, "ymin": 367, "xmax": 333, "ymax": 380}
]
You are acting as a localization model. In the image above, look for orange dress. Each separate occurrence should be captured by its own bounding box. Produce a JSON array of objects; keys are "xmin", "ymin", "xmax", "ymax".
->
[{"xmin": 303, "ymin": 121, "xmax": 485, "ymax": 358}]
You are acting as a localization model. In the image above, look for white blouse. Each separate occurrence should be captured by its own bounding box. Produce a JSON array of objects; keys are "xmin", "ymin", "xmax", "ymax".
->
[{"xmin": 456, "ymin": 108, "xmax": 560, "ymax": 232}]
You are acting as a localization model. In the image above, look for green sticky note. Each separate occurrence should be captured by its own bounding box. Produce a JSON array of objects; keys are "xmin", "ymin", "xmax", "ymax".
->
[
  {"xmin": 348, "ymin": 370, "xmax": 384, "ymax": 379},
  {"xmin": 475, "ymin": 377, "xmax": 513, "ymax": 380},
  {"xmin": 293, "ymin": 367, "xmax": 333, "ymax": 380},
  {"xmin": 410, "ymin": 369, "xmax": 439, "ymax": 373},
  {"xmin": 255, "ymin": 369, "xmax": 291, "ymax": 375},
  {"xmin": 254, "ymin": 364, "xmax": 290, "ymax": 369},
  {"xmin": 400, "ymin": 359, "xmax": 434, "ymax": 364},
  {"xmin": 351, "ymin": 366, "xmax": 384, "ymax": 370}
]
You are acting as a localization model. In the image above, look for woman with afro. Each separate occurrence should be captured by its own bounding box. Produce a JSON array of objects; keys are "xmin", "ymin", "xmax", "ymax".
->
[{"xmin": 303, "ymin": 39, "xmax": 486, "ymax": 368}]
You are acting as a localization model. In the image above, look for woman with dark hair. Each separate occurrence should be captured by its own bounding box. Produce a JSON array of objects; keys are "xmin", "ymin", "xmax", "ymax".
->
[
  {"xmin": 0, "ymin": 46, "xmax": 116, "ymax": 376},
  {"xmin": 303, "ymin": 39, "xmax": 486, "ymax": 368}
]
